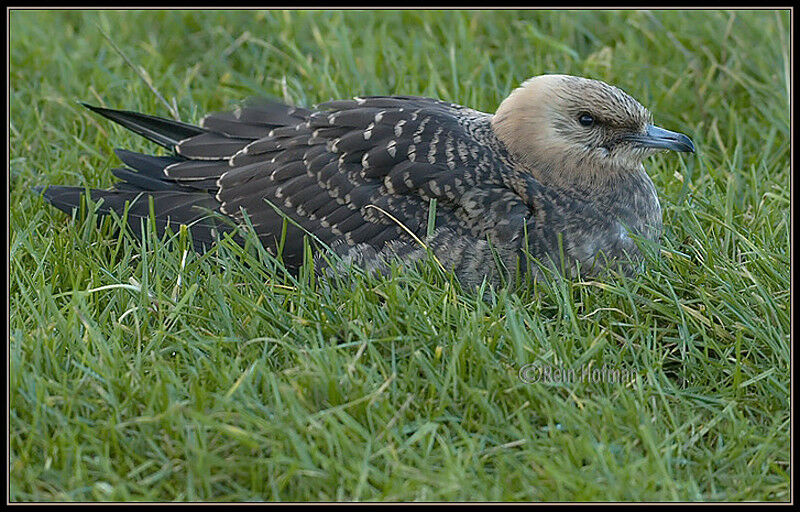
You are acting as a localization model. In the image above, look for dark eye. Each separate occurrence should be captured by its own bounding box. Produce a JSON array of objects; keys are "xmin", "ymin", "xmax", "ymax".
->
[{"xmin": 578, "ymin": 112, "xmax": 595, "ymax": 127}]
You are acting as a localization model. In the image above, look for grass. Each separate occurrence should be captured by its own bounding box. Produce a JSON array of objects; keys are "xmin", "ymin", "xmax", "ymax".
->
[{"xmin": 9, "ymin": 9, "xmax": 790, "ymax": 502}]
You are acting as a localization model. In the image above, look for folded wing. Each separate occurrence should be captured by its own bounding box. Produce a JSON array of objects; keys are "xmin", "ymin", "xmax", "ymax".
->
[{"xmin": 39, "ymin": 95, "xmax": 533, "ymax": 269}]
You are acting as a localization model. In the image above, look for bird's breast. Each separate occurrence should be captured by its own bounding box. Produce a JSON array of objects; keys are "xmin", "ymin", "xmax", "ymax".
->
[{"xmin": 533, "ymin": 171, "xmax": 662, "ymax": 276}]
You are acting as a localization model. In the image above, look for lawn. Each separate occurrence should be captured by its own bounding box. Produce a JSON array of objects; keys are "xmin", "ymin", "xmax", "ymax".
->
[{"xmin": 9, "ymin": 9, "xmax": 790, "ymax": 501}]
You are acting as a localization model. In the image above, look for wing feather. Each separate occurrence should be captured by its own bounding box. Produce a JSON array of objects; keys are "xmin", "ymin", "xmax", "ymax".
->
[{"xmin": 44, "ymin": 93, "xmax": 526, "ymax": 271}]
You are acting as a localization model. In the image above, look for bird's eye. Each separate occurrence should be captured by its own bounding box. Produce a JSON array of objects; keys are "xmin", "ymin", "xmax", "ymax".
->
[{"xmin": 578, "ymin": 112, "xmax": 595, "ymax": 127}]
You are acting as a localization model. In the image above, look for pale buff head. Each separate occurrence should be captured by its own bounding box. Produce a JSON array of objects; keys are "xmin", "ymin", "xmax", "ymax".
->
[{"xmin": 492, "ymin": 75, "xmax": 692, "ymax": 190}]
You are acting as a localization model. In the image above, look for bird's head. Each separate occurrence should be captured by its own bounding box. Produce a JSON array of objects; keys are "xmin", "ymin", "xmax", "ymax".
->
[{"xmin": 492, "ymin": 74, "xmax": 694, "ymax": 190}]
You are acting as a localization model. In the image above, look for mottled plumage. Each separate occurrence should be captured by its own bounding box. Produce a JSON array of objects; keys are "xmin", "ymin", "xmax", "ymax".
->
[{"xmin": 36, "ymin": 75, "xmax": 694, "ymax": 287}]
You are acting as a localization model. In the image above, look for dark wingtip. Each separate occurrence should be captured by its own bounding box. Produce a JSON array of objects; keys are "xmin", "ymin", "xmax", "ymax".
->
[
  {"xmin": 32, "ymin": 185, "xmax": 87, "ymax": 216},
  {"xmin": 80, "ymin": 102, "xmax": 120, "ymax": 120},
  {"xmin": 79, "ymin": 102, "xmax": 115, "ymax": 120},
  {"xmin": 76, "ymin": 101, "xmax": 204, "ymax": 149},
  {"xmin": 113, "ymin": 147, "xmax": 133, "ymax": 159},
  {"xmin": 79, "ymin": 101, "xmax": 102, "ymax": 112}
]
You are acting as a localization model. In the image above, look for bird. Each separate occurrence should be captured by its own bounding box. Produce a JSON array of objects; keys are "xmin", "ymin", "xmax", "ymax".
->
[{"xmin": 36, "ymin": 74, "xmax": 695, "ymax": 288}]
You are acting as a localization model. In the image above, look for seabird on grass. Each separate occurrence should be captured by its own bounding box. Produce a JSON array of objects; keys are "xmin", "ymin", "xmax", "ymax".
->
[{"xmin": 36, "ymin": 75, "xmax": 694, "ymax": 287}]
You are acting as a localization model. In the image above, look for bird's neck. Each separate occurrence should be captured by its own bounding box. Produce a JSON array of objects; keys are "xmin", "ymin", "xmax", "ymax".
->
[
  {"xmin": 533, "ymin": 160, "xmax": 662, "ymax": 240},
  {"xmin": 582, "ymin": 165, "xmax": 663, "ymax": 240},
  {"xmin": 525, "ymin": 156, "xmax": 637, "ymax": 196}
]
